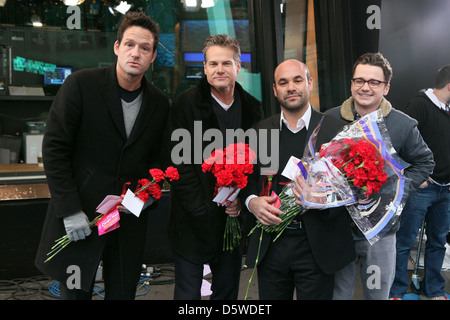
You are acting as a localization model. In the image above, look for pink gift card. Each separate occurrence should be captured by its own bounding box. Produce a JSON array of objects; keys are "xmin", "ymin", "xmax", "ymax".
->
[
  {"xmin": 270, "ymin": 191, "xmax": 281, "ymax": 209},
  {"xmin": 97, "ymin": 209, "xmax": 120, "ymax": 236}
]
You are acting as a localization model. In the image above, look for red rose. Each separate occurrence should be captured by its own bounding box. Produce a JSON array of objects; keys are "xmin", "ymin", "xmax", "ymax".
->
[
  {"xmin": 216, "ymin": 169, "xmax": 234, "ymax": 186},
  {"xmin": 165, "ymin": 166, "xmax": 180, "ymax": 181},
  {"xmin": 149, "ymin": 168, "xmax": 166, "ymax": 182},
  {"xmin": 148, "ymin": 183, "xmax": 162, "ymax": 200},
  {"xmin": 137, "ymin": 191, "xmax": 149, "ymax": 202}
]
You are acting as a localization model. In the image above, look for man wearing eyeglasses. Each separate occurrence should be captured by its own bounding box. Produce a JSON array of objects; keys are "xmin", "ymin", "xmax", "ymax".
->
[{"xmin": 325, "ymin": 52, "xmax": 434, "ymax": 300}]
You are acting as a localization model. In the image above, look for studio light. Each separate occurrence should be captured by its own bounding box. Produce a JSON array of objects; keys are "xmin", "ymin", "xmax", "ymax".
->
[
  {"xmin": 201, "ymin": 0, "xmax": 214, "ymax": 8},
  {"xmin": 183, "ymin": 0, "xmax": 199, "ymax": 12},
  {"xmin": 185, "ymin": 0, "xmax": 197, "ymax": 7},
  {"xmin": 63, "ymin": 0, "xmax": 80, "ymax": 5},
  {"xmin": 115, "ymin": 1, "xmax": 131, "ymax": 14},
  {"xmin": 31, "ymin": 14, "xmax": 43, "ymax": 27}
]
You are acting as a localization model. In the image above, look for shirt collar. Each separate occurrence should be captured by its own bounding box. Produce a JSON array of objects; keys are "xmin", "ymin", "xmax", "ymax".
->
[
  {"xmin": 280, "ymin": 104, "xmax": 312, "ymax": 133},
  {"xmin": 211, "ymin": 92, "xmax": 234, "ymax": 111},
  {"xmin": 425, "ymin": 88, "xmax": 448, "ymax": 111}
]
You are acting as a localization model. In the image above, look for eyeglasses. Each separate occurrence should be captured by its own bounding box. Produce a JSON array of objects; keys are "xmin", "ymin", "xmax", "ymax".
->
[{"xmin": 352, "ymin": 78, "xmax": 387, "ymax": 88}]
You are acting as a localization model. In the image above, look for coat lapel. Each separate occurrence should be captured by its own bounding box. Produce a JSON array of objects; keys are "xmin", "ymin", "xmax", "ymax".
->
[
  {"xmin": 101, "ymin": 64, "xmax": 127, "ymax": 140},
  {"xmin": 197, "ymin": 77, "xmax": 220, "ymax": 131},
  {"xmin": 307, "ymin": 108, "xmax": 324, "ymax": 141}
]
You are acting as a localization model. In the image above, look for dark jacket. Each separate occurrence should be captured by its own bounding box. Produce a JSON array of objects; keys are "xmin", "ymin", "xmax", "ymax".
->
[
  {"xmin": 404, "ymin": 90, "xmax": 450, "ymax": 185},
  {"xmin": 35, "ymin": 63, "xmax": 169, "ymax": 292},
  {"xmin": 242, "ymin": 108, "xmax": 356, "ymax": 275},
  {"xmin": 167, "ymin": 76, "xmax": 263, "ymax": 264}
]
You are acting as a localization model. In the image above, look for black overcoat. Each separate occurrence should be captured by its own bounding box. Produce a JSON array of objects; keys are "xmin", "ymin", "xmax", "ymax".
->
[
  {"xmin": 242, "ymin": 108, "xmax": 357, "ymax": 275},
  {"xmin": 35, "ymin": 63, "xmax": 169, "ymax": 292},
  {"xmin": 167, "ymin": 77, "xmax": 263, "ymax": 264}
]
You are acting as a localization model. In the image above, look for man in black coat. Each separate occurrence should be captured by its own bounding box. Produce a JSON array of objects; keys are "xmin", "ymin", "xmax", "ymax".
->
[
  {"xmin": 34, "ymin": 12, "xmax": 169, "ymax": 299},
  {"xmin": 167, "ymin": 34, "xmax": 263, "ymax": 300},
  {"xmin": 242, "ymin": 59, "xmax": 356, "ymax": 300}
]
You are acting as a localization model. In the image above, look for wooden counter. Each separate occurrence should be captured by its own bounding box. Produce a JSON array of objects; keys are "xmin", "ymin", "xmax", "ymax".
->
[{"xmin": 0, "ymin": 164, "xmax": 50, "ymax": 200}]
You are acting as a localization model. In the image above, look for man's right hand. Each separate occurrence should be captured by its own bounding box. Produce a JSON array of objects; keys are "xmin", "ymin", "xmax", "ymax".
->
[
  {"xmin": 248, "ymin": 196, "xmax": 283, "ymax": 226},
  {"xmin": 63, "ymin": 211, "xmax": 91, "ymax": 241}
]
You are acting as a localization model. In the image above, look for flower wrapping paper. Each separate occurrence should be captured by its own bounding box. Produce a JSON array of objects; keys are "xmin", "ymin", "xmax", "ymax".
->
[{"xmin": 302, "ymin": 110, "xmax": 411, "ymax": 244}]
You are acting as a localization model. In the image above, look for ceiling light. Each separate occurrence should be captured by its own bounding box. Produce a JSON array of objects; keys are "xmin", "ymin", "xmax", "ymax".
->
[
  {"xmin": 115, "ymin": 1, "xmax": 131, "ymax": 14},
  {"xmin": 31, "ymin": 14, "xmax": 43, "ymax": 27},
  {"xmin": 201, "ymin": 0, "xmax": 214, "ymax": 8},
  {"xmin": 185, "ymin": 0, "xmax": 197, "ymax": 7},
  {"xmin": 63, "ymin": 0, "xmax": 80, "ymax": 5},
  {"xmin": 183, "ymin": 0, "xmax": 199, "ymax": 12}
]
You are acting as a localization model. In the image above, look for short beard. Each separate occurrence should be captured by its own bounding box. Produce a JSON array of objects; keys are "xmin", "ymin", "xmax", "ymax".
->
[{"xmin": 281, "ymin": 93, "xmax": 309, "ymax": 112}]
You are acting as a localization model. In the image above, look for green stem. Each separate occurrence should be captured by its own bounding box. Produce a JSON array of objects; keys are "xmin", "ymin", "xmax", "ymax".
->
[{"xmin": 244, "ymin": 230, "xmax": 263, "ymax": 300}]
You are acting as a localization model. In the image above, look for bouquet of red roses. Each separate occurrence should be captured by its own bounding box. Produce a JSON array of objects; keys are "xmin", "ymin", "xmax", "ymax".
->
[
  {"xmin": 202, "ymin": 143, "xmax": 256, "ymax": 251},
  {"xmin": 45, "ymin": 166, "xmax": 179, "ymax": 263},
  {"xmin": 319, "ymin": 138, "xmax": 387, "ymax": 198},
  {"xmin": 299, "ymin": 110, "xmax": 410, "ymax": 244}
]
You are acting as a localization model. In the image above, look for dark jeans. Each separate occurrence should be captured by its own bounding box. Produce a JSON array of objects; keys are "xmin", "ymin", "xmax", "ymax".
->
[
  {"xmin": 172, "ymin": 249, "xmax": 242, "ymax": 300},
  {"xmin": 390, "ymin": 183, "xmax": 450, "ymax": 298}
]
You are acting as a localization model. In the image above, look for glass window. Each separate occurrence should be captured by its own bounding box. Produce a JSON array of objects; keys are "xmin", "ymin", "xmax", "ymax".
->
[
  {"xmin": 0, "ymin": 0, "xmax": 261, "ymax": 102},
  {"xmin": 0, "ymin": 0, "xmax": 261, "ymax": 166}
]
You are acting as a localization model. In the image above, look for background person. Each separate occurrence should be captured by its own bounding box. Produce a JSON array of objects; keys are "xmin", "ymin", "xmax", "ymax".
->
[{"xmin": 390, "ymin": 64, "xmax": 450, "ymax": 300}]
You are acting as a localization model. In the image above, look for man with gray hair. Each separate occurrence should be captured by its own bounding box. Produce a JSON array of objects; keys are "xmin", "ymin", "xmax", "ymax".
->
[{"xmin": 167, "ymin": 34, "xmax": 263, "ymax": 300}]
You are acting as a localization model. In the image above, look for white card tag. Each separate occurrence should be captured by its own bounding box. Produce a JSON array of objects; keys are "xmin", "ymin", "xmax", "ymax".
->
[
  {"xmin": 281, "ymin": 156, "xmax": 301, "ymax": 181},
  {"xmin": 122, "ymin": 189, "xmax": 145, "ymax": 217}
]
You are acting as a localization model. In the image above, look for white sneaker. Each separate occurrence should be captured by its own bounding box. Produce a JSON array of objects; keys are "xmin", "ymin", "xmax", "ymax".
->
[{"xmin": 419, "ymin": 294, "xmax": 448, "ymax": 300}]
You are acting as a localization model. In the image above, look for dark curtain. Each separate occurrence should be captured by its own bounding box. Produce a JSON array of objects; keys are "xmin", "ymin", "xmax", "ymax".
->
[
  {"xmin": 314, "ymin": 0, "xmax": 381, "ymax": 111},
  {"xmin": 252, "ymin": 0, "xmax": 283, "ymax": 117},
  {"xmin": 378, "ymin": 0, "xmax": 450, "ymax": 110}
]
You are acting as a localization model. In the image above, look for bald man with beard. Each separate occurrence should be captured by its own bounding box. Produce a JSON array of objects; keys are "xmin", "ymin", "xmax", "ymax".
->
[{"xmin": 241, "ymin": 59, "xmax": 356, "ymax": 300}]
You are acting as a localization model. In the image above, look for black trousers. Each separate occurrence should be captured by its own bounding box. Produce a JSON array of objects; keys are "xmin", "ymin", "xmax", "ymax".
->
[
  {"xmin": 172, "ymin": 249, "xmax": 242, "ymax": 300},
  {"xmin": 257, "ymin": 227, "xmax": 334, "ymax": 300},
  {"xmin": 59, "ymin": 232, "xmax": 139, "ymax": 300}
]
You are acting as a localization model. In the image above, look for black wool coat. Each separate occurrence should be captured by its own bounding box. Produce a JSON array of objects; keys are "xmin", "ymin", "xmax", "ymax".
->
[
  {"xmin": 241, "ymin": 108, "xmax": 357, "ymax": 274},
  {"xmin": 35, "ymin": 63, "xmax": 169, "ymax": 292},
  {"xmin": 167, "ymin": 76, "xmax": 263, "ymax": 264}
]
